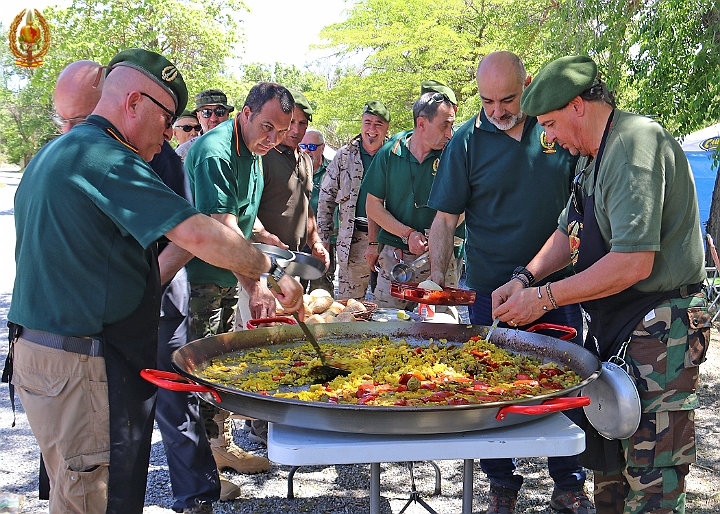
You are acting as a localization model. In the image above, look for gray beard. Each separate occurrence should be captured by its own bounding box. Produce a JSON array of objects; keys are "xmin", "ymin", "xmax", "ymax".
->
[{"xmin": 488, "ymin": 110, "xmax": 525, "ymax": 131}]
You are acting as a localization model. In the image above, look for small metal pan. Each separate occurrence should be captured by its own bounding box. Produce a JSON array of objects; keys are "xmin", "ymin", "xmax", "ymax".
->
[
  {"xmin": 252, "ymin": 243, "xmax": 294, "ymax": 266},
  {"xmin": 284, "ymin": 251, "xmax": 325, "ymax": 280}
]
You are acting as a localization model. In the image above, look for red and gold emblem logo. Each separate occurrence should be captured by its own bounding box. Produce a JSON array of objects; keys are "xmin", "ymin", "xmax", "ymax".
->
[{"xmin": 9, "ymin": 9, "xmax": 51, "ymax": 68}]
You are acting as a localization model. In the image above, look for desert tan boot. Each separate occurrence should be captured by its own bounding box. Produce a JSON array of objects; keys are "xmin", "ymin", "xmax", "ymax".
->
[
  {"xmin": 210, "ymin": 410, "xmax": 270, "ymax": 474},
  {"xmin": 218, "ymin": 477, "xmax": 240, "ymax": 501}
]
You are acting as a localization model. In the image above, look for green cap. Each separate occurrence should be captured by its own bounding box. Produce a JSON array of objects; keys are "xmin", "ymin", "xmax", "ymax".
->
[
  {"xmin": 289, "ymin": 89, "xmax": 312, "ymax": 122},
  {"xmin": 108, "ymin": 48, "xmax": 187, "ymax": 117},
  {"xmin": 420, "ymin": 80, "xmax": 457, "ymax": 105},
  {"xmin": 521, "ymin": 55, "xmax": 598, "ymax": 116},
  {"xmin": 177, "ymin": 108, "xmax": 197, "ymax": 120},
  {"xmin": 362, "ymin": 100, "xmax": 390, "ymax": 123},
  {"xmin": 194, "ymin": 89, "xmax": 234, "ymax": 112}
]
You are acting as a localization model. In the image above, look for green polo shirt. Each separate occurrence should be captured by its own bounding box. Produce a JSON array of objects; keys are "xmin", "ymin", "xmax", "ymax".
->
[
  {"xmin": 185, "ymin": 117, "xmax": 264, "ymax": 287},
  {"xmin": 361, "ymin": 130, "xmax": 464, "ymax": 251},
  {"xmin": 558, "ymin": 110, "xmax": 705, "ymax": 292},
  {"xmin": 428, "ymin": 111, "xmax": 578, "ymax": 294},
  {"xmin": 9, "ymin": 116, "xmax": 198, "ymax": 335}
]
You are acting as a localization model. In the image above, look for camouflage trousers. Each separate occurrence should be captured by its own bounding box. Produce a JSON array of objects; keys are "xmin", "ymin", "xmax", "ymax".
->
[
  {"xmin": 189, "ymin": 282, "xmax": 239, "ymax": 438},
  {"xmin": 374, "ymin": 244, "xmax": 458, "ymax": 312},
  {"xmin": 188, "ymin": 282, "xmax": 238, "ymax": 341},
  {"xmin": 337, "ymin": 230, "xmax": 371, "ymax": 300},
  {"xmin": 593, "ymin": 293, "xmax": 711, "ymax": 514}
]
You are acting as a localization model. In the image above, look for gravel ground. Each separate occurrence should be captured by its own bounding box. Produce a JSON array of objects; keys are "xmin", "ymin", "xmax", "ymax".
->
[{"xmin": 2, "ymin": 317, "xmax": 720, "ymax": 513}]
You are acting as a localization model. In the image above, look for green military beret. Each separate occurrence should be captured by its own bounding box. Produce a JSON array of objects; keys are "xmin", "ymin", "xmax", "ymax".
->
[
  {"xmin": 108, "ymin": 48, "xmax": 187, "ymax": 117},
  {"xmin": 194, "ymin": 89, "xmax": 234, "ymax": 112},
  {"xmin": 177, "ymin": 108, "xmax": 197, "ymax": 120},
  {"xmin": 420, "ymin": 80, "xmax": 457, "ymax": 106},
  {"xmin": 289, "ymin": 89, "xmax": 313, "ymax": 122},
  {"xmin": 520, "ymin": 55, "xmax": 598, "ymax": 116},
  {"xmin": 362, "ymin": 100, "xmax": 390, "ymax": 123}
]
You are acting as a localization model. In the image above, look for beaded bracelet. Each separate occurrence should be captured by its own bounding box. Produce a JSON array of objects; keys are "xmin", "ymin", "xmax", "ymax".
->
[
  {"xmin": 512, "ymin": 275, "xmax": 530, "ymax": 288},
  {"xmin": 545, "ymin": 282, "xmax": 559, "ymax": 310}
]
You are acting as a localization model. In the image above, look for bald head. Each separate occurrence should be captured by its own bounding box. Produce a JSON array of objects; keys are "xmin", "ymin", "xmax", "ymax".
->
[
  {"xmin": 476, "ymin": 51, "xmax": 527, "ymax": 88},
  {"xmin": 53, "ymin": 60, "xmax": 103, "ymax": 133},
  {"xmin": 93, "ymin": 66, "xmax": 176, "ymax": 162}
]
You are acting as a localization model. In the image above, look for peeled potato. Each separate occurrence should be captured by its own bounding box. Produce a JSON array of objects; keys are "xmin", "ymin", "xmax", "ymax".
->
[
  {"xmin": 418, "ymin": 279, "xmax": 443, "ymax": 291},
  {"xmin": 311, "ymin": 296, "xmax": 334, "ymax": 314},
  {"xmin": 321, "ymin": 312, "xmax": 338, "ymax": 323},
  {"xmin": 343, "ymin": 301, "xmax": 367, "ymax": 314},
  {"xmin": 336, "ymin": 312, "xmax": 356, "ymax": 322},
  {"xmin": 305, "ymin": 314, "xmax": 326, "ymax": 324},
  {"xmin": 327, "ymin": 302, "xmax": 345, "ymax": 315},
  {"xmin": 309, "ymin": 289, "xmax": 332, "ymax": 301}
]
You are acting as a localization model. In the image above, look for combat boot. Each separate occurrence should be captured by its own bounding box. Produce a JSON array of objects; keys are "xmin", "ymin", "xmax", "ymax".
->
[
  {"xmin": 218, "ymin": 477, "xmax": 240, "ymax": 501},
  {"xmin": 209, "ymin": 409, "xmax": 270, "ymax": 474}
]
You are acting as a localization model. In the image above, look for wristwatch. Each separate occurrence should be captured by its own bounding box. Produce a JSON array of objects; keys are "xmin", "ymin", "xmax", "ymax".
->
[
  {"xmin": 267, "ymin": 256, "xmax": 286, "ymax": 283},
  {"xmin": 512, "ymin": 266, "xmax": 535, "ymax": 287},
  {"xmin": 400, "ymin": 230, "xmax": 414, "ymax": 245}
]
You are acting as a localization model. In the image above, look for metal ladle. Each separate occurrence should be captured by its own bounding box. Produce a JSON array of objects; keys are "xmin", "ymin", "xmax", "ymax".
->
[
  {"xmin": 266, "ymin": 275, "xmax": 350, "ymax": 380},
  {"xmin": 390, "ymin": 251, "xmax": 430, "ymax": 282}
]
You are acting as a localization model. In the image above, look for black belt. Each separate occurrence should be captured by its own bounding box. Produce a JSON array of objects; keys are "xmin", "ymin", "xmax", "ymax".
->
[{"xmin": 20, "ymin": 328, "xmax": 104, "ymax": 357}]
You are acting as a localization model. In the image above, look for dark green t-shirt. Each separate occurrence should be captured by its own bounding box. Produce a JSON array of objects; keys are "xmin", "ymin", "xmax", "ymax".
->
[
  {"xmin": 361, "ymin": 130, "xmax": 464, "ymax": 251},
  {"xmin": 558, "ymin": 110, "xmax": 706, "ymax": 292},
  {"xmin": 9, "ymin": 116, "xmax": 198, "ymax": 335},
  {"xmin": 184, "ymin": 117, "xmax": 264, "ymax": 287},
  {"xmin": 428, "ymin": 112, "xmax": 578, "ymax": 294}
]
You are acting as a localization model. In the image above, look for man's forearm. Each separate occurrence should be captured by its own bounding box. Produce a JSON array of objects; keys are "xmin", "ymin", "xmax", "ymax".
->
[
  {"xmin": 428, "ymin": 212, "xmax": 458, "ymax": 283},
  {"xmin": 166, "ymin": 213, "xmax": 271, "ymax": 280},
  {"xmin": 158, "ymin": 242, "xmax": 193, "ymax": 285}
]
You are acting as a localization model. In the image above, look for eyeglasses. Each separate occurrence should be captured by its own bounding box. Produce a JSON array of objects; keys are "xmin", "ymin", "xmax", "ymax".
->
[
  {"xmin": 176, "ymin": 124, "xmax": 202, "ymax": 133},
  {"xmin": 198, "ymin": 107, "xmax": 228, "ymax": 119},
  {"xmin": 52, "ymin": 114, "xmax": 87, "ymax": 129},
  {"xmin": 140, "ymin": 92, "xmax": 176, "ymax": 129},
  {"xmin": 410, "ymin": 171, "xmax": 430, "ymax": 209},
  {"xmin": 570, "ymin": 158, "xmax": 594, "ymax": 217},
  {"xmin": 298, "ymin": 143, "xmax": 322, "ymax": 151}
]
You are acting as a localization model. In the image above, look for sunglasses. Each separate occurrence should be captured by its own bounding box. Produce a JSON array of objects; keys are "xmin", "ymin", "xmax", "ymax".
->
[
  {"xmin": 140, "ymin": 92, "xmax": 177, "ymax": 129},
  {"xmin": 176, "ymin": 124, "xmax": 202, "ymax": 132},
  {"xmin": 410, "ymin": 171, "xmax": 430, "ymax": 210},
  {"xmin": 428, "ymin": 92, "xmax": 449, "ymax": 104},
  {"xmin": 571, "ymin": 158, "xmax": 594, "ymax": 217},
  {"xmin": 198, "ymin": 107, "xmax": 228, "ymax": 119},
  {"xmin": 298, "ymin": 143, "xmax": 322, "ymax": 151},
  {"xmin": 52, "ymin": 114, "xmax": 87, "ymax": 129}
]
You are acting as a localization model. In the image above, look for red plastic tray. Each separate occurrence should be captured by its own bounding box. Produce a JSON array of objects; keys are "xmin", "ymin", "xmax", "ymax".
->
[{"xmin": 390, "ymin": 282, "xmax": 476, "ymax": 305}]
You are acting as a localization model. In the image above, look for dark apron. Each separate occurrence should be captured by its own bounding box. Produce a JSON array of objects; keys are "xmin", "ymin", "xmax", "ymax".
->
[
  {"xmin": 85, "ymin": 117, "xmax": 162, "ymax": 513},
  {"xmin": 568, "ymin": 111, "xmax": 700, "ymax": 472},
  {"xmin": 102, "ymin": 243, "xmax": 161, "ymax": 514}
]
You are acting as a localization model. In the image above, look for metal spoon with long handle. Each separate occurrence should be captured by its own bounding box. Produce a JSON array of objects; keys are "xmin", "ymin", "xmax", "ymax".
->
[
  {"xmin": 266, "ymin": 275, "xmax": 350, "ymax": 379},
  {"xmin": 485, "ymin": 317, "xmax": 500, "ymax": 341}
]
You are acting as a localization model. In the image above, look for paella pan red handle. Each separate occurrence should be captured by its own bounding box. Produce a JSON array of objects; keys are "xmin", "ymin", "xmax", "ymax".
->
[
  {"xmin": 390, "ymin": 282, "xmax": 476, "ymax": 305},
  {"xmin": 140, "ymin": 369, "xmax": 222, "ymax": 402},
  {"xmin": 525, "ymin": 323, "xmax": 577, "ymax": 341},
  {"xmin": 246, "ymin": 316, "xmax": 298, "ymax": 330},
  {"xmin": 495, "ymin": 396, "xmax": 590, "ymax": 420}
]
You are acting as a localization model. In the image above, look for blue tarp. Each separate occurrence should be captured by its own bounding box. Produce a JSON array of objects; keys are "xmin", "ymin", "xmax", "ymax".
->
[{"xmin": 681, "ymin": 123, "xmax": 719, "ymax": 233}]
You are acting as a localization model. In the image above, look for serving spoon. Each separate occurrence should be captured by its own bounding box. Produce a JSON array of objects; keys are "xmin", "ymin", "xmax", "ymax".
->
[{"xmin": 266, "ymin": 275, "xmax": 350, "ymax": 380}]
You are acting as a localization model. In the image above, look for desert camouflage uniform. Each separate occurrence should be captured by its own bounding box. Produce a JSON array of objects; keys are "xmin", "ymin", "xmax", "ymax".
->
[
  {"xmin": 317, "ymin": 135, "xmax": 373, "ymax": 300},
  {"xmin": 374, "ymin": 244, "xmax": 459, "ymax": 312},
  {"xmin": 594, "ymin": 293, "xmax": 711, "ymax": 514}
]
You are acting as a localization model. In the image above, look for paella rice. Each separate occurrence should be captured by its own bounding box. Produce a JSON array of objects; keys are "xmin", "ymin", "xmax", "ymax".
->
[{"xmin": 198, "ymin": 336, "xmax": 582, "ymax": 406}]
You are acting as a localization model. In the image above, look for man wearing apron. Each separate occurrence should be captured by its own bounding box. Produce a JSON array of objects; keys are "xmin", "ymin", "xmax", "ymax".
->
[
  {"xmin": 7, "ymin": 49, "xmax": 303, "ymax": 514},
  {"xmin": 492, "ymin": 56, "xmax": 710, "ymax": 514}
]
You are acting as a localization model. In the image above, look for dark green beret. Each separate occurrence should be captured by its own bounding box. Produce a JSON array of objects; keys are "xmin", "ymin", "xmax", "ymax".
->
[
  {"xmin": 177, "ymin": 108, "xmax": 197, "ymax": 120},
  {"xmin": 521, "ymin": 55, "xmax": 597, "ymax": 116},
  {"xmin": 362, "ymin": 100, "xmax": 390, "ymax": 123},
  {"xmin": 420, "ymin": 80, "xmax": 457, "ymax": 106},
  {"xmin": 194, "ymin": 89, "xmax": 234, "ymax": 112},
  {"xmin": 108, "ymin": 48, "xmax": 187, "ymax": 117},
  {"xmin": 288, "ymin": 89, "xmax": 312, "ymax": 122}
]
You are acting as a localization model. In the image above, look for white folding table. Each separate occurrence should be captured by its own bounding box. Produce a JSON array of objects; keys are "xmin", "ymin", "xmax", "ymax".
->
[{"xmin": 268, "ymin": 413, "xmax": 585, "ymax": 514}]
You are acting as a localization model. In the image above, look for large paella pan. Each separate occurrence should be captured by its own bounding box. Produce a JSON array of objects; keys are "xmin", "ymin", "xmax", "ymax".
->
[{"xmin": 146, "ymin": 322, "xmax": 600, "ymax": 435}]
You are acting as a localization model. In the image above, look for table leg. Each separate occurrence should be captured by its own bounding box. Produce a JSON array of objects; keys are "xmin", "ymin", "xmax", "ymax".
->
[
  {"xmin": 370, "ymin": 462, "xmax": 381, "ymax": 514},
  {"xmin": 462, "ymin": 459, "xmax": 473, "ymax": 514}
]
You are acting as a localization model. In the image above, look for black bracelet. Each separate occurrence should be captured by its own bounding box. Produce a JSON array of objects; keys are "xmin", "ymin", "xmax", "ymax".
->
[
  {"xmin": 511, "ymin": 275, "xmax": 529, "ymax": 288},
  {"xmin": 512, "ymin": 266, "xmax": 535, "ymax": 287}
]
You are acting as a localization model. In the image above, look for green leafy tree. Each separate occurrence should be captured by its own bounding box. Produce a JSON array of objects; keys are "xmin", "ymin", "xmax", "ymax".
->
[{"xmin": 0, "ymin": 0, "xmax": 248, "ymax": 165}]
